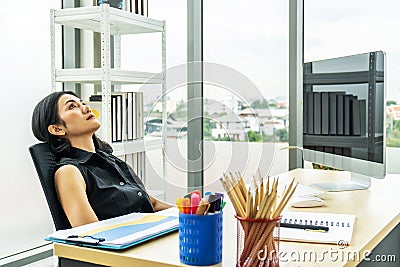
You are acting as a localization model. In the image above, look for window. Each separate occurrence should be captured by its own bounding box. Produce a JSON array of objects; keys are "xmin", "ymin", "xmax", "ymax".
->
[{"xmin": 203, "ymin": 1, "xmax": 289, "ymax": 187}]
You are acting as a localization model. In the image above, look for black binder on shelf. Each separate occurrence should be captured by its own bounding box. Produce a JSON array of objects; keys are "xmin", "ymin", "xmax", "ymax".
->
[
  {"xmin": 129, "ymin": 0, "xmax": 147, "ymax": 16},
  {"xmin": 337, "ymin": 93, "xmax": 345, "ymax": 135},
  {"xmin": 112, "ymin": 95, "xmax": 117, "ymax": 142},
  {"xmin": 321, "ymin": 92, "xmax": 329, "ymax": 135},
  {"xmin": 344, "ymin": 94, "xmax": 353, "ymax": 136},
  {"xmin": 329, "ymin": 92, "xmax": 337, "ymax": 135},
  {"xmin": 313, "ymin": 92, "xmax": 321, "ymax": 135},
  {"xmin": 303, "ymin": 91, "xmax": 307, "ymax": 135},
  {"xmin": 359, "ymin": 99, "xmax": 367, "ymax": 136},
  {"xmin": 116, "ymin": 94, "xmax": 123, "ymax": 142},
  {"xmin": 329, "ymin": 92, "xmax": 345, "ymax": 135},
  {"xmin": 111, "ymin": 94, "xmax": 124, "ymax": 142},
  {"xmin": 351, "ymin": 98, "xmax": 361, "ymax": 136},
  {"xmin": 126, "ymin": 92, "xmax": 134, "ymax": 141},
  {"xmin": 307, "ymin": 92, "xmax": 314, "ymax": 135}
]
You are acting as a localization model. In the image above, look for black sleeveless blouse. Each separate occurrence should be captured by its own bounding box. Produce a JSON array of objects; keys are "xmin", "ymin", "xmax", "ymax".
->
[{"xmin": 56, "ymin": 147, "xmax": 154, "ymax": 221}]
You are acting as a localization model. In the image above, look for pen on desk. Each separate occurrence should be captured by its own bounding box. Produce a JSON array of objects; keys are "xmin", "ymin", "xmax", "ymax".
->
[{"xmin": 280, "ymin": 222, "xmax": 329, "ymax": 232}]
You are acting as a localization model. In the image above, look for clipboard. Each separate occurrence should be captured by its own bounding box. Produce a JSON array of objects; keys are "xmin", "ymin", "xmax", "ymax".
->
[{"xmin": 46, "ymin": 209, "xmax": 179, "ymax": 250}]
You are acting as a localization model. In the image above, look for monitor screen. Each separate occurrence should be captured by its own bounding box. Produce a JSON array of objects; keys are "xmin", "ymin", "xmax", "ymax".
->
[{"xmin": 303, "ymin": 51, "xmax": 386, "ymax": 180}]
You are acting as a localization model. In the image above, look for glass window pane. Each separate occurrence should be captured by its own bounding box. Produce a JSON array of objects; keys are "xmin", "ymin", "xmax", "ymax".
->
[{"xmin": 203, "ymin": 1, "xmax": 289, "ymax": 189}]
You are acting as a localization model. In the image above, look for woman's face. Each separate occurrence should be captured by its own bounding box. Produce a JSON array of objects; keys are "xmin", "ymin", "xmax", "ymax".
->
[{"xmin": 55, "ymin": 94, "xmax": 100, "ymax": 138}]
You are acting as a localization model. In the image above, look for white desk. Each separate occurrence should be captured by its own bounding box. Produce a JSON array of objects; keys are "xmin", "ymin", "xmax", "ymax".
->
[{"xmin": 54, "ymin": 169, "xmax": 400, "ymax": 266}]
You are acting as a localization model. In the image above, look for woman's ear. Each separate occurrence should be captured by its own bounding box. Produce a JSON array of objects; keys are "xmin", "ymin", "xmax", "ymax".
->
[{"xmin": 48, "ymin": 125, "xmax": 66, "ymax": 136}]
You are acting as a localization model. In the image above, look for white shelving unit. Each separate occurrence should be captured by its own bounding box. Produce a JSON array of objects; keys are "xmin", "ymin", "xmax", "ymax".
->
[{"xmin": 50, "ymin": 4, "xmax": 166, "ymax": 184}]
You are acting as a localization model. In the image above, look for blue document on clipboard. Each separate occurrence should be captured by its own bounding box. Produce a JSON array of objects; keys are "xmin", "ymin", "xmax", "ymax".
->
[{"xmin": 46, "ymin": 208, "xmax": 179, "ymax": 250}]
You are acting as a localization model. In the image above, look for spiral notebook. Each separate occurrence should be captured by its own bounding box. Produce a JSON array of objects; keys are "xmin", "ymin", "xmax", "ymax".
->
[{"xmin": 279, "ymin": 212, "xmax": 356, "ymax": 245}]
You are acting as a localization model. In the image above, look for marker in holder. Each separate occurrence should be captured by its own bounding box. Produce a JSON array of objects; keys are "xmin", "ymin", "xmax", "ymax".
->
[{"xmin": 179, "ymin": 212, "xmax": 223, "ymax": 266}]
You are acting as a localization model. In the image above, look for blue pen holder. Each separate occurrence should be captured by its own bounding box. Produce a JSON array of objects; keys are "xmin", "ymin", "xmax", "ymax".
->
[{"xmin": 179, "ymin": 212, "xmax": 223, "ymax": 266}]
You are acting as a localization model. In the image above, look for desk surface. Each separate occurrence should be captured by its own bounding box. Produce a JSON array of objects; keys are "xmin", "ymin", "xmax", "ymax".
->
[{"xmin": 54, "ymin": 169, "xmax": 400, "ymax": 267}]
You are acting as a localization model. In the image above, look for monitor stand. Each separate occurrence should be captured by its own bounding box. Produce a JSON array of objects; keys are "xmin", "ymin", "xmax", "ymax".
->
[{"xmin": 310, "ymin": 172, "xmax": 371, "ymax": 192}]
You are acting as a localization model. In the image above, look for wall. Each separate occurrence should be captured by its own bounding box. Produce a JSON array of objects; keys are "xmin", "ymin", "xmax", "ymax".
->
[{"xmin": 0, "ymin": 1, "xmax": 59, "ymax": 262}]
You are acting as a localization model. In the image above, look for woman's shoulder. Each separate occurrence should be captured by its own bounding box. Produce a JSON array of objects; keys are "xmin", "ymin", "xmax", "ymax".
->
[
  {"xmin": 55, "ymin": 155, "xmax": 88, "ymax": 182},
  {"xmin": 56, "ymin": 157, "xmax": 82, "ymax": 174}
]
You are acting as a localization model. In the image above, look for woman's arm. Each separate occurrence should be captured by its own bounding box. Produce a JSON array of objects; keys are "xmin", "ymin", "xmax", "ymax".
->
[
  {"xmin": 148, "ymin": 194, "xmax": 173, "ymax": 212},
  {"xmin": 55, "ymin": 165, "xmax": 99, "ymax": 227}
]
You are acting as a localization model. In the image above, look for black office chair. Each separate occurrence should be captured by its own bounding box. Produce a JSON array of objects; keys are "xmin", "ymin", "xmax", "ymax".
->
[{"xmin": 29, "ymin": 143, "xmax": 71, "ymax": 230}]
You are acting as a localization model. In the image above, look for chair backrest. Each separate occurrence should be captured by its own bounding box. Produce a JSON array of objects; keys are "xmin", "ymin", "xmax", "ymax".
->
[{"xmin": 29, "ymin": 143, "xmax": 71, "ymax": 230}]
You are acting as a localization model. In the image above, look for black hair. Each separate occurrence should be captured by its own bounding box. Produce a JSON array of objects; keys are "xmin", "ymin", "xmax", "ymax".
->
[{"xmin": 31, "ymin": 91, "xmax": 113, "ymax": 156}]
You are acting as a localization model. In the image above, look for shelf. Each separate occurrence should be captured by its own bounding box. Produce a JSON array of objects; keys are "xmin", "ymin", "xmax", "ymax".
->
[
  {"xmin": 112, "ymin": 137, "xmax": 162, "ymax": 156},
  {"xmin": 304, "ymin": 71, "xmax": 384, "ymax": 85},
  {"xmin": 53, "ymin": 5, "xmax": 163, "ymax": 34},
  {"xmin": 51, "ymin": 4, "xmax": 167, "ymax": 186},
  {"xmin": 303, "ymin": 135, "xmax": 384, "ymax": 148},
  {"xmin": 55, "ymin": 68, "xmax": 162, "ymax": 84}
]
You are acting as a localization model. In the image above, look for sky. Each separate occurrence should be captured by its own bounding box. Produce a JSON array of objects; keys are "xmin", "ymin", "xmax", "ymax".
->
[{"xmin": 145, "ymin": 0, "xmax": 400, "ymax": 103}]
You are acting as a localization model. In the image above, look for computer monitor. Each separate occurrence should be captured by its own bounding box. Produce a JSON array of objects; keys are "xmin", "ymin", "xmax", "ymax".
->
[{"xmin": 303, "ymin": 51, "xmax": 386, "ymax": 191}]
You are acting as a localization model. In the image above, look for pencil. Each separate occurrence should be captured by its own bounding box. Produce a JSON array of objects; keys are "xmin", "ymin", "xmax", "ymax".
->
[
  {"xmin": 226, "ymin": 174, "xmax": 246, "ymax": 212},
  {"xmin": 235, "ymin": 172, "xmax": 248, "ymax": 200},
  {"xmin": 220, "ymin": 176, "xmax": 245, "ymax": 217},
  {"xmin": 258, "ymin": 171, "xmax": 264, "ymax": 208}
]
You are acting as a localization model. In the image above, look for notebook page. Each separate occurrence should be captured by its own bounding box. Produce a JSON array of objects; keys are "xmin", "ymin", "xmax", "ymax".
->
[{"xmin": 279, "ymin": 212, "xmax": 356, "ymax": 245}]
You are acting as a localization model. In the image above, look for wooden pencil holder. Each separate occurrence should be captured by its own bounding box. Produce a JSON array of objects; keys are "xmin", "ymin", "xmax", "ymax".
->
[{"xmin": 235, "ymin": 215, "xmax": 281, "ymax": 267}]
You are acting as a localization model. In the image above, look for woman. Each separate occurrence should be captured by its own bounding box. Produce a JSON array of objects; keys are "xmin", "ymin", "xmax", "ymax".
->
[{"xmin": 31, "ymin": 91, "xmax": 171, "ymax": 227}]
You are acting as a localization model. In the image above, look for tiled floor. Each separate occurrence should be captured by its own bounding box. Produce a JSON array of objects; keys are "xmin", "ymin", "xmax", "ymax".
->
[{"xmin": 23, "ymin": 257, "xmax": 55, "ymax": 267}]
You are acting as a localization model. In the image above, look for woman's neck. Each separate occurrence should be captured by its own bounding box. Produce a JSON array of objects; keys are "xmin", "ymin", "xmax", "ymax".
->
[{"xmin": 69, "ymin": 135, "xmax": 96, "ymax": 152}]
